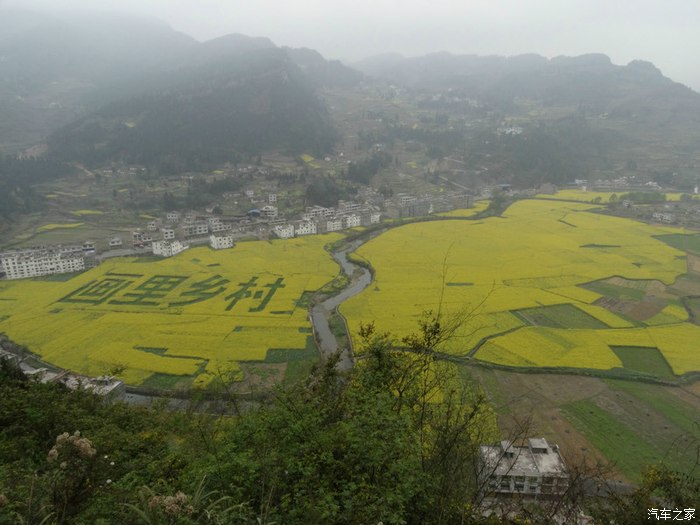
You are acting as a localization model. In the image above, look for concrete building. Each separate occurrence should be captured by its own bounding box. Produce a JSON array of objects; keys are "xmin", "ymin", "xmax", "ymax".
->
[
  {"xmin": 210, "ymin": 222, "xmax": 232, "ymax": 233},
  {"xmin": 343, "ymin": 214, "xmax": 362, "ymax": 228},
  {"xmin": 0, "ymin": 248, "xmax": 85, "ymax": 280},
  {"xmin": 161, "ymin": 228, "xmax": 175, "ymax": 240},
  {"xmin": 260, "ymin": 205, "xmax": 278, "ymax": 219},
  {"xmin": 295, "ymin": 221, "xmax": 317, "ymax": 236},
  {"xmin": 82, "ymin": 241, "xmax": 96, "ymax": 254},
  {"xmin": 268, "ymin": 193, "xmax": 277, "ymax": 203},
  {"xmin": 209, "ymin": 234, "xmax": 235, "ymax": 250},
  {"xmin": 108, "ymin": 237, "xmax": 122, "ymax": 248},
  {"xmin": 273, "ymin": 224, "xmax": 294, "ymax": 239},
  {"xmin": 338, "ymin": 200, "xmax": 362, "ymax": 214},
  {"xmin": 326, "ymin": 218, "xmax": 344, "ymax": 232},
  {"xmin": 132, "ymin": 231, "xmax": 153, "ymax": 246},
  {"xmin": 166, "ymin": 211, "xmax": 180, "ymax": 222},
  {"xmin": 152, "ymin": 240, "xmax": 189, "ymax": 258},
  {"xmin": 304, "ymin": 205, "xmax": 335, "ymax": 219},
  {"xmin": 479, "ymin": 438, "xmax": 569, "ymax": 497},
  {"xmin": 182, "ymin": 221, "xmax": 209, "ymax": 238}
]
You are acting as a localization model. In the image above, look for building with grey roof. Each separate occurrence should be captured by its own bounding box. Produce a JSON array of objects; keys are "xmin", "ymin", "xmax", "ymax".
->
[{"xmin": 479, "ymin": 438, "xmax": 569, "ymax": 498}]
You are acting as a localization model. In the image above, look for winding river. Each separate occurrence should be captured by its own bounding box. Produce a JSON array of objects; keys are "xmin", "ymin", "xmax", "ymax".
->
[{"xmin": 310, "ymin": 238, "xmax": 373, "ymax": 371}]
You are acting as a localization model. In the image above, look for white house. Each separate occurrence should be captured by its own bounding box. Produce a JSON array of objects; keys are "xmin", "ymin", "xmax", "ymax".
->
[
  {"xmin": 161, "ymin": 228, "xmax": 175, "ymax": 240},
  {"xmin": 152, "ymin": 240, "xmax": 189, "ymax": 258},
  {"xmin": 295, "ymin": 221, "xmax": 317, "ymax": 236},
  {"xmin": 1, "ymin": 248, "xmax": 85, "ymax": 280},
  {"xmin": 343, "ymin": 214, "xmax": 361, "ymax": 228},
  {"xmin": 479, "ymin": 438, "xmax": 569, "ymax": 497},
  {"xmin": 146, "ymin": 220, "xmax": 158, "ymax": 231},
  {"xmin": 260, "ymin": 205, "xmax": 278, "ymax": 219},
  {"xmin": 273, "ymin": 224, "xmax": 294, "ymax": 239},
  {"xmin": 210, "ymin": 234, "xmax": 235, "ymax": 250},
  {"xmin": 268, "ymin": 193, "xmax": 277, "ymax": 203},
  {"xmin": 182, "ymin": 221, "xmax": 209, "ymax": 237},
  {"xmin": 210, "ymin": 221, "xmax": 232, "ymax": 233},
  {"xmin": 166, "ymin": 211, "xmax": 180, "ymax": 222},
  {"xmin": 108, "ymin": 236, "xmax": 122, "ymax": 248},
  {"xmin": 326, "ymin": 219, "xmax": 343, "ymax": 232}
]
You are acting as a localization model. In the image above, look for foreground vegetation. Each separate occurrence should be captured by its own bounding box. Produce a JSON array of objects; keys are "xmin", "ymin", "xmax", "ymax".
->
[{"xmin": 1, "ymin": 319, "xmax": 697, "ymax": 525}]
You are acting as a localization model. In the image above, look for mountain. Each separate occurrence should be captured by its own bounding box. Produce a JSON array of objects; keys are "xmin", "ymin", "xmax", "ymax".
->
[
  {"xmin": 0, "ymin": 9, "xmax": 357, "ymax": 160},
  {"xmin": 353, "ymin": 52, "xmax": 700, "ymax": 122},
  {"xmin": 48, "ymin": 48, "xmax": 338, "ymax": 169},
  {"xmin": 0, "ymin": 9, "xmax": 197, "ymax": 153},
  {"xmin": 284, "ymin": 47, "xmax": 364, "ymax": 88}
]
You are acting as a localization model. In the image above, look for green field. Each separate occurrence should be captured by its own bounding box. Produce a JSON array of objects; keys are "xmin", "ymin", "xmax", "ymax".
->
[
  {"xmin": 513, "ymin": 304, "xmax": 609, "ymax": 329},
  {"xmin": 562, "ymin": 397, "xmax": 694, "ymax": 482},
  {"xmin": 610, "ymin": 346, "xmax": 675, "ymax": 380}
]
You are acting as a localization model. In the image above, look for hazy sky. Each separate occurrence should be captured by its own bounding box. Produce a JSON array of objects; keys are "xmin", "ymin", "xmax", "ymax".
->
[{"xmin": 6, "ymin": 0, "xmax": 700, "ymax": 90}]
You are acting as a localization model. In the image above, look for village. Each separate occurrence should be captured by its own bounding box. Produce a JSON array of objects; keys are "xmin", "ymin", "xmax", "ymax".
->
[{"xmin": 0, "ymin": 185, "xmax": 474, "ymax": 280}]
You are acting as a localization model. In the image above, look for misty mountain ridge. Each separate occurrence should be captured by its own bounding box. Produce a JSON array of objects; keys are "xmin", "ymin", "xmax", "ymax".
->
[
  {"xmin": 0, "ymin": 9, "xmax": 359, "ymax": 157},
  {"xmin": 1, "ymin": 7, "xmax": 699, "ymax": 179},
  {"xmin": 353, "ymin": 51, "xmax": 700, "ymax": 122}
]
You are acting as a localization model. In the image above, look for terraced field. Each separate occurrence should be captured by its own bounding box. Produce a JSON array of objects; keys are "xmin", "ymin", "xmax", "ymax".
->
[
  {"xmin": 342, "ymin": 199, "xmax": 700, "ymax": 379},
  {"xmin": 0, "ymin": 235, "xmax": 341, "ymax": 386}
]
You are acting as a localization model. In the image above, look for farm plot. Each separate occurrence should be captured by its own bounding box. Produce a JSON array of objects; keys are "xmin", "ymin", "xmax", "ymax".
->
[
  {"xmin": 342, "ymin": 199, "xmax": 699, "ymax": 376},
  {"xmin": 0, "ymin": 235, "xmax": 341, "ymax": 386}
]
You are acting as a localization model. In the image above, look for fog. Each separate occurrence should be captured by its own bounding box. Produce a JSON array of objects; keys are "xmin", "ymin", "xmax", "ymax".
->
[{"xmin": 4, "ymin": 0, "xmax": 700, "ymax": 90}]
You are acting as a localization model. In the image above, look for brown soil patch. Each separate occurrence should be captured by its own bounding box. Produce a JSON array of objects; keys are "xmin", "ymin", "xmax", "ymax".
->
[
  {"xmin": 670, "ymin": 276, "xmax": 700, "ymax": 295},
  {"xmin": 471, "ymin": 368, "xmax": 613, "ymax": 475},
  {"xmin": 627, "ymin": 300, "xmax": 664, "ymax": 320}
]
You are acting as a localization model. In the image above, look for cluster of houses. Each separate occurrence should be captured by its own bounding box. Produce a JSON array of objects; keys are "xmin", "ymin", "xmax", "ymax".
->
[
  {"xmin": 272, "ymin": 200, "xmax": 381, "ymax": 239},
  {"xmin": 384, "ymin": 192, "xmax": 474, "ymax": 219},
  {"xmin": 0, "ymin": 243, "xmax": 96, "ymax": 280},
  {"xmin": 127, "ymin": 211, "xmax": 238, "ymax": 258},
  {"xmin": 270, "ymin": 191, "xmax": 473, "ymax": 239}
]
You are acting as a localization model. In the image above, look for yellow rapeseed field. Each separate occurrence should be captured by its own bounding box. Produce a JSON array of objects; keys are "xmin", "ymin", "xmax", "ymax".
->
[
  {"xmin": 342, "ymin": 200, "xmax": 699, "ymax": 375},
  {"xmin": 436, "ymin": 200, "xmax": 489, "ymax": 217},
  {"xmin": 536, "ymin": 189, "xmax": 685, "ymax": 203},
  {"xmin": 0, "ymin": 235, "xmax": 341, "ymax": 385},
  {"xmin": 36, "ymin": 222, "xmax": 85, "ymax": 232}
]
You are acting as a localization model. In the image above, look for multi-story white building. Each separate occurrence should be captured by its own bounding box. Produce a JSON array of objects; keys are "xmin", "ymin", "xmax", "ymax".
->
[
  {"xmin": 108, "ymin": 236, "xmax": 123, "ymax": 248},
  {"xmin": 209, "ymin": 221, "xmax": 232, "ymax": 233},
  {"xmin": 304, "ymin": 205, "xmax": 335, "ymax": 219},
  {"xmin": 338, "ymin": 200, "xmax": 362, "ymax": 214},
  {"xmin": 268, "ymin": 193, "xmax": 277, "ymax": 203},
  {"xmin": 209, "ymin": 234, "xmax": 235, "ymax": 250},
  {"xmin": 326, "ymin": 219, "xmax": 344, "ymax": 232},
  {"xmin": 479, "ymin": 438, "xmax": 569, "ymax": 498},
  {"xmin": 370, "ymin": 212, "xmax": 381, "ymax": 224},
  {"xmin": 152, "ymin": 240, "xmax": 189, "ymax": 258},
  {"xmin": 132, "ymin": 231, "xmax": 153, "ymax": 246},
  {"xmin": 182, "ymin": 221, "xmax": 209, "ymax": 238},
  {"xmin": 166, "ymin": 211, "xmax": 180, "ymax": 222},
  {"xmin": 260, "ymin": 205, "xmax": 278, "ymax": 219},
  {"xmin": 0, "ymin": 248, "xmax": 86, "ymax": 280},
  {"xmin": 273, "ymin": 224, "xmax": 294, "ymax": 239},
  {"xmin": 295, "ymin": 221, "xmax": 317, "ymax": 236},
  {"xmin": 343, "ymin": 214, "xmax": 362, "ymax": 228},
  {"xmin": 161, "ymin": 228, "xmax": 176, "ymax": 240}
]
